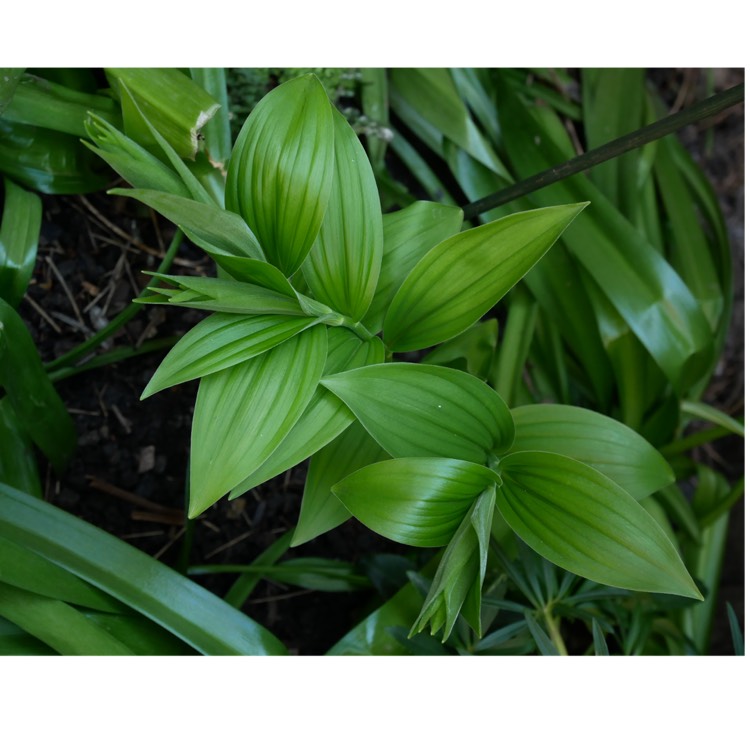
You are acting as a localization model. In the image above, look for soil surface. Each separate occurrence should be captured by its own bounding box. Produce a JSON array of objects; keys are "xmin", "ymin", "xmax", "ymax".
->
[{"xmin": 16, "ymin": 68, "xmax": 745, "ymax": 655}]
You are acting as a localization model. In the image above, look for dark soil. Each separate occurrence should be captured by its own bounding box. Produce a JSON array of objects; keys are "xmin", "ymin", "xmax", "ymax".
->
[{"xmin": 16, "ymin": 68, "xmax": 745, "ymax": 655}]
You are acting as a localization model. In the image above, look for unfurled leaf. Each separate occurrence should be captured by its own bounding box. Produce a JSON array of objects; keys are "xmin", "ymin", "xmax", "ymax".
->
[
  {"xmin": 303, "ymin": 107, "xmax": 382, "ymax": 322},
  {"xmin": 364, "ymin": 200, "xmax": 464, "ymax": 332},
  {"xmin": 411, "ymin": 486, "xmax": 496, "ymax": 640},
  {"xmin": 110, "ymin": 188, "xmax": 265, "ymax": 262},
  {"xmin": 383, "ymin": 204, "xmax": 586, "ymax": 351},
  {"xmin": 225, "ymin": 75, "xmax": 335, "ymax": 276},
  {"xmin": 292, "ymin": 420, "xmax": 388, "ymax": 547},
  {"xmin": 333, "ymin": 457, "xmax": 498, "ymax": 547},
  {"xmin": 506, "ymin": 404, "xmax": 674, "ymax": 500},
  {"xmin": 496, "ymin": 451, "xmax": 702, "ymax": 599},
  {"xmin": 322, "ymin": 362, "xmax": 514, "ymax": 462},
  {"xmin": 230, "ymin": 329, "xmax": 384, "ymax": 499},
  {"xmin": 189, "ymin": 325, "xmax": 327, "ymax": 517},
  {"xmin": 206, "ymin": 256, "xmax": 297, "ymax": 296},
  {"xmin": 142, "ymin": 313, "xmax": 321, "ymax": 398},
  {"xmin": 140, "ymin": 273, "xmax": 305, "ymax": 316},
  {"xmin": 0, "ymin": 299, "xmax": 75, "ymax": 473},
  {"xmin": 0, "ymin": 177, "xmax": 42, "ymax": 308}
]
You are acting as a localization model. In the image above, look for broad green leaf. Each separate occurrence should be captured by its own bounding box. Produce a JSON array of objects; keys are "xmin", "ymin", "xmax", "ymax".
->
[
  {"xmin": 322, "ymin": 362, "xmax": 514, "ymax": 462},
  {"xmin": 142, "ymin": 313, "xmax": 320, "ymax": 398},
  {"xmin": 496, "ymin": 451, "xmax": 703, "ymax": 599},
  {"xmin": 0, "ymin": 616, "xmax": 56, "ymax": 655},
  {"xmin": 140, "ymin": 273, "xmax": 306, "ymax": 316},
  {"xmin": 189, "ymin": 325, "xmax": 327, "ymax": 517},
  {"xmin": 225, "ymin": 74, "xmax": 335, "ymax": 275},
  {"xmin": 0, "ymin": 398, "xmax": 41, "ymax": 497},
  {"xmin": 383, "ymin": 203, "xmax": 586, "ymax": 352},
  {"xmin": 303, "ymin": 106, "xmax": 383, "ymax": 322},
  {"xmin": 230, "ymin": 328, "xmax": 384, "ymax": 498},
  {"xmin": 110, "ymin": 188, "xmax": 265, "ymax": 261},
  {"xmin": 363, "ymin": 200, "xmax": 464, "ymax": 332},
  {"xmin": 0, "ymin": 482, "xmax": 286, "ymax": 655},
  {"xmin": 422, "ymin": 318, "xmax": 498, "ymax": 380},
  {"xmin": 0, "ymin": 582, "xmax": 133, "ymax": 656},
  {"xmin": 83, "ymin": 611, "xmax": 196, "ymax": 656},
  {"xmin": 0, "ymin": 177, "xmax": 42, "ymax": 308},
  {"xmin": 189, "ymin": 68, "xmax": 232, "ymax": 168},
  {"xmin": 411, "ymin": 486, "xmax": 496, "ymax": 640},
  {"xmin": 292, "ymin": 419, "xmax": 388, "ymax": 547},
  {"xmin": 206, "ymin": 255, "xmax": 297, "ymax": 296},
  {"xmin": 333, "ymin": 457, "xmax": 498, "ymax": 547},
  {"xmin": 0, "ymin": 536, "xmax": 123, "ymax": 613},
  {"xmin": 0, "ymin": 119, "xmax": 110, "ymax": 195},
  {"xmin": 506, "ymin": 404, "xmax": 674, "ymax": 500},
  {"xmin": 106, "ymin": 68, "xmax": 219, "ymax": 160},
  {"xmin": 0, "ymin": 298, "xmax": 76, "ymax": 473}
]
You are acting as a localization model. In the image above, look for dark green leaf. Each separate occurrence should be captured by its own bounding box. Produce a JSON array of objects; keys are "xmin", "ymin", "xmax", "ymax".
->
[
  {"xmin": 592, "ymin": 618, "xmax": 610, "ymax": 656},
  {"xmin": 524, "ymin": 611, "xmax": 559, "ymax": 655},
  {"xmin": 0, "ymin": 398, "xmax": 41, "ymax": 497},
  {"xmin": 421, "ymin": 319, "xmax": 498, "ymax": 381}
]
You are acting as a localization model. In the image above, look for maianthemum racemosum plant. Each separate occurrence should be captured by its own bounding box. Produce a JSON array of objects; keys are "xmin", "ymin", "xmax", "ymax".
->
[{"xmin": 91, "ymin": 73, "xmax": 702, "ymax": 641}]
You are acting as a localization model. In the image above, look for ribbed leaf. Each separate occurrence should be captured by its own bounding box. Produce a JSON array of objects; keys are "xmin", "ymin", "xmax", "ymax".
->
[
  {"xmin": 0, "ymin": 177, "xmax": 41, "ymax": 308},
  {"xmin": 303, "ymin": 106, "xmax": 382, "ymax": 321},
  {"xmin": 383, "ymin": 204, "xmax": 586, "ymax": 352},
  {"xmin": 363, "ymin": 200, "xmax": 464, "ymax": 332},
  {"xmin": 322, "ymin": 362, "xmax": 514, "ymax": 462},
  {"xmin": 225, "ymin": 74, "xmax": 335, "ymax": 275},
  {"xmin": 0, "ymin": 482, "xmax": 286, "ymax": 654},
  {"xmin": 0, "ymin": 298, "xmax": 76, "ymax": 473},
  {"xmin": 496, "ymin": 451, "xmax": 702, "ymax": 599},
  {"xmin": 230, "ymin": 328, "xmax": 384, "ymax": 498},
  {"xmin": 292, "ymin": 420, "xmax": 388, "ymax": 547},
  {"xmin": 110, "ymin": 188, "xmax": 265, "ymax": 261},
  {"xmin": 333, "ymin": 457, "xmax": 498, "ymax": 547},
  {"xmin": 506, "ymin": 404, "xmax": 674, "ymax": 500},
  {"xmin": 142, "ymin": 313, "xmax": 320, "ymax": 398},
  {"xmin": 189, "ymin": 325, "xmax": 327, "ymax": 517}
]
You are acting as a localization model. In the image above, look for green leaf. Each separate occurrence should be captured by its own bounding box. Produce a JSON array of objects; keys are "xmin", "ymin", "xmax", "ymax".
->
[
  {"xmin": 230, "ymin": 328, "xmax": 384, "ymax": 498},
  {"xmin": 681, "ymin": 400, "xmax": 744, "ymax": 438},
  {"xmin": 106, "ymin": 68, "xmax": 219, "ymax": 160},
  {"xmin": 110, "ymin": 188, "xmax": 265, "ymax": 262},
  {"xmin": 0, "ymin": 298, "xmax": 76, "ymax": 473},
  {"xmin": 727, "ymin": 603, "xmax": 744, "ymax": 656},
  {"xmin": 524, "ymin": 611, "xmax": 560, "ymax": 655},
  {"xmin": 506, "ymin": 404, "xmax": 674, "ymax": 500},
  {"xmin": 411, "ymin": 486, "xmax": 496, "ymax": 640},
  {"xmin": 0, "ymin": 68, "xmax": 24, "ymax": 114},
  {"xmin": 383, "ymin": 203, "xmax": 586, "ymax": 352},
  {"xmin": 322, "ymin": 362, "xmax": 514, "ymax": 462},
  {"xmin": 303, "ymin": 106, "xmax": 383, "ymax": 321},
  {"xmin": 141, "ymin": 273, "xmax": 306, "ymax": 316},
  {"xmin": 496, "ymin": 451, "xmax": 703, "ymax": 600},
  {"xmin": 421, "ymin": 318, "xmax": 498, "ymax": 381},
  {"xmin": 189, "ymin": 325, "xmax": 327, "ymax": 517},
  {"xmin": 333, "ymin": 457, "xmax": 498, "ymax": 547},
  {"xmin": 364, "ymin": 200, "xmax": 464, "ymax": 333},
  {"xmin": 205, "ymin": 255, "xmax": 297, "ymax": 296},
  {"xmin": 592, "ymin": 618, "xmax": 610, "ymax": 656},
  {"xmin": 0, "ymin": 398, "xmax": 41, "ymax": 497},
  {"xmin": 142, "ymin": 313, "xmax": 320, "ymax": 398},
  {"xmin": 0, "ymin": 482, "xmax": 286, "ymax": 655},
  {"xmin": 189, "ymin": 68, "xmax": 232, "ymax": 168},
  {"xmin": 292, "ymin": 419, "xmax": 388, "ymax": 547},
  {"xmin": 225, "ymin": 74, "xmax": 335, "ymax": 276},
  {"xmin": 0, "ymin": 177, "xmax": 42, "ymax": 308}
]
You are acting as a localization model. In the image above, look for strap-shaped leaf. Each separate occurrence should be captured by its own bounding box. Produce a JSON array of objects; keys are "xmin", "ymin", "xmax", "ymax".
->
[
  {"xmin": 506, "ymin": 404, "xmax": 674, "ymax": 500},
  {"xmin": 292, "ymin": 420, "xmax": 388, "ymax": 547},
  {"xmin": 383, "ymin": 203, "xmax": 586, "ymax": 352},
  {"xmin": 0, "ymin": 177, "xmax": 42, "ymax": 308},
  {"xmin": 0, "ymin": 398, "xmax": 41, "ymax": 497},
  {"xmin": 496, "ymin": 451, "xmax": 702, "ymax": 599},
  {"xmin": 110, "ymin": 188, "xmax": 265, "ymax": 262},
  {"xmin": 140, "ymin": 273, "xmax": 305, "ymax": 316},
  {"xmin": 363, "ymin": 200, "xmax": 464, "ymax": 332},
  {"xmin": 332, "ymin": 457, "xmax": 498, "ymax": 547},
  {"xmin": 303, "ymin": 107, "xmax": 382, "ymax": 322},
  {"xmin": 0, "ymin": 482, "xmax": 286, "ymax": 655},
  {"xmin": 230, "ymin": 329, "xmax": 384, "ymax": 498},
  {"xmin": 189, "ymin": 325, "xmax": 327, "ymax": 517},
  {"xmin": 322, "ymin": 362, "xmax": 514, "ymax": 462},
  {"xmin": 0, "ymin": 298, "xmax": 76, "ymax": 473},
  {"xmin": 142, "ymin": 313, "xmax": 320, "ymax": 398},
  {"xmin": 225, "ymin": 74, "xmax": 335, "ymax": 276}
]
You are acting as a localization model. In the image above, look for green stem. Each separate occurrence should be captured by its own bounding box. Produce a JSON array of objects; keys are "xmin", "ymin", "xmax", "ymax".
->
[
  {"xmin": 45, "ymin": 228, "xmax": 184, "ymax": 372},
  {"xmin": 660, "ymin": 425, "xmax": 732, "ymax": 457},
  {"xmin": 543, "ymin": 605, "xmax": 568, "ymax": 656},
  {"xmin": 463, "ymin": 83, "xmax": 744, "ymax": 220}
]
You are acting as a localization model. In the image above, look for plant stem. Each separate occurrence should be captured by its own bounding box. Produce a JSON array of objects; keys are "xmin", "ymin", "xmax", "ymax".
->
[
  {"xmin": 543, "ymin": 605, "xmax": 568, "ymax": 655},
  {"xmin": 45, "ymin": 228, "xmax": 184, "ymax": 372},
  {"xmin": 463, "ymin": 83, "xmax": 744, "ymax": 220}
]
